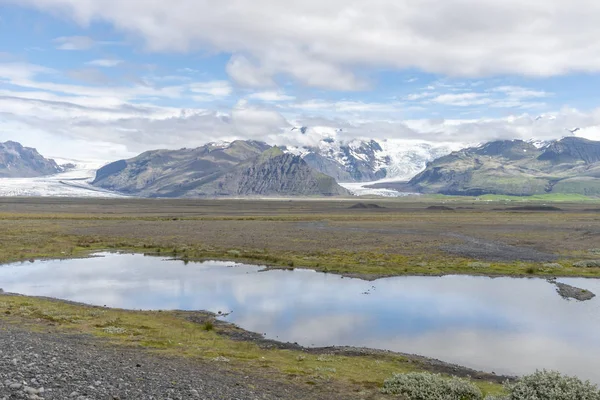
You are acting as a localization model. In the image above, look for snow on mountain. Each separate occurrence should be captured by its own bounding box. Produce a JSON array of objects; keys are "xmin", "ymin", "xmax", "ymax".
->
[
  {"xmin": 527, "ymin": 139, "xmax": 551, "ymax": 149},
  {"xmin": 278, "ymin": 126, "xmax": 463, "ymax": 183}
]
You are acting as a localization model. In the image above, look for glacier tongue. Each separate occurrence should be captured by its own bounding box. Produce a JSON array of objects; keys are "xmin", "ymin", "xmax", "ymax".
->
[
  {"xmin": 0, "ymin": 159, "xmax": 125, "ymax": 198},
  {"xmin": 339, "ymin": 182, "xmax": 419, "ymax": 197}
]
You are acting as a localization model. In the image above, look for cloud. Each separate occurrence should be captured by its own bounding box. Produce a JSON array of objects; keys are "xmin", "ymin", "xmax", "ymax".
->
[
  {"xmin": 189, "ymin": 81, "xmax": 232, "ymax": 97},
  {"xmin": 432, "ymin": 93, "xmax": 492, "ymax": 107},
  {"xmin": 248, "ymin": 91, "xmax": 295, "ymax": 102},
  {"xmin": 490, "ymin": 86, "xmax": 549, "ymax": 99},
  {"xmin": 67, "ymin": 68, "xmax": 114, "ymax": 85},
  {"xmin": 231, "ymin": 100, "xmax": 289, "ymax": 135},
  {"xmin": 54, "ymin": 35, "xmax": 95, "ymax": 50},
  {"xmin": 86, "ymin": 59, "xmax": 123, "ymax": 67},
  {"xmin": 13, "ymin": 0, "xmax": 600, "ymax": 90},
  {"xmin": 226, "ymin": 55, "xmax": 275, "ymax": 88},
  {"xmin": 405, "ymin": 92, "xmax": 436, "ymax": 101},
  {"xmin": 289, "ymin": 99, "xmax": 404, "ymax": 114},
  {"xmin": 3, "ymin": 79, "xmax": 600, "ymax": 161}
]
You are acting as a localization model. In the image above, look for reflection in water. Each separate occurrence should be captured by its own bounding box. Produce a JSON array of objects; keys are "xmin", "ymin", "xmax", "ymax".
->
[{"xmin": 1, "ymin": 252, "xmax": 599, "ymax": 382}]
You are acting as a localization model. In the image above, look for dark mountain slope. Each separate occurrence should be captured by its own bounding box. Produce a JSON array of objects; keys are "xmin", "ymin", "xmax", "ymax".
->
[
  {"xmin": 92, "ymin": 142, "xmax": 350, "ymax": 197},
  {"xmin": 0, "ymin": 141, "xmax": 61, "ymax": 178}
]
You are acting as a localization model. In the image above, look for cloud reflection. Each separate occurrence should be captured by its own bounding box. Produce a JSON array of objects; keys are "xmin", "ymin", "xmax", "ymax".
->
[{"xmin": 1, "ymin": 253, "xmax": 599, "ymax": 382}]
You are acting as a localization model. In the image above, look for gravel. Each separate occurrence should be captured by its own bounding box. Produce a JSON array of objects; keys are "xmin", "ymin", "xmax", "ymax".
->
[
  {"xmin": 549, "ymin": 280, "xmax": 597, "ymax": 301},
  {"xmin": 0, "ymin": 321, "xmax": 344, "ymax": 400},
  {"xmin": 441, "ymin": 233, "xmax": 558, "ymax": 262}
]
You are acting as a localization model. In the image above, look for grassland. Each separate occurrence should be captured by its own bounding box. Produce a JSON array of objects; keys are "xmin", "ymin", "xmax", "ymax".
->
[
  {"xmin": 0, "ymin": 197, "xmax": 599, "ymax": 278},
  {"xmin": 1, "ymin": 197, "xmax": 600, "ymax": 397}
]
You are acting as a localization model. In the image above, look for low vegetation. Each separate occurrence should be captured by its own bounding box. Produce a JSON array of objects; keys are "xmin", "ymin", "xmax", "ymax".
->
[
  {"xmin": 489, "ymin": 370, "xmax": 600, "ymax": 400},
  {"xmin": 382, "ymin": 370, "xmax": 600, "ymax": 400},
  {"xmin": 381, "ymin": 372, "xmax": 484, "ymax": 399},
  {"xmin": 0, "ymin": 198, "xmax": 599, "ymax": 279},
  {"xmin": 0, "ymin": 294, "xmax": 503, "ymax": 397}
]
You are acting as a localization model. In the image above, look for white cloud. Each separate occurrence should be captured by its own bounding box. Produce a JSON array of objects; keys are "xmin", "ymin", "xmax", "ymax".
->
[
  {"xmin": 289, "ymin": 99, "xmax": 404, "ymax": 114},
  {"xmin": 189, "ymin": 81, "xmax": 232, "ymax": 97},
  {"xmin": 248, "ymin": 91, "xmax": 295, "ymax": 102},
  {"xmin": 86, "ymin": 59, "xmax": 123, "ymax": 67},
  {"xmin": 405, "ymin": 92, "xmax": 436, "ymax": 101},
  {"xmin": 491, "ymin": 86, "xmax": 550, "ymax": 99},
  {"xmin": 54, "ymin": 35, "xmax": 95, "ymax": 50},
  {"xmin": 15, "ymin": 0, "xmax": 600, "ymax": 90},
  {"xmin": 432, "ymin": 93, "xmax": 492, "ymax": 107},
  {"xmin": 226, "ymin": 55, "xmax": 275, "ymax": 88}
]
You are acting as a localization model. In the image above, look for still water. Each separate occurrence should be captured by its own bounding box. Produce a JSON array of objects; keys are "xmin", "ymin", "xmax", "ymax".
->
[{"xmin": 1, "ymin": 252, "xmax": 599, "ymax": 382}]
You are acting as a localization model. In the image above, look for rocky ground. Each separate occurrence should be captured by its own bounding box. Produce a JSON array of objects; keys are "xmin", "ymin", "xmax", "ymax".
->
[
  {"xmin": 549, "ymin": 280, "xmax": 597, "ymax": 301},
  {"xmin": 0, "ymin": 321, "xmax": 347, "ymax": 400}
]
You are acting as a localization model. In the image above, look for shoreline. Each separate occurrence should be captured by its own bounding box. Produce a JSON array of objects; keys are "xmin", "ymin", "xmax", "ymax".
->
[
  {"xmin": 0, "ymin": 290, "xmax": 512, "ymax": 385},
  {"xmin": 5, "ymin": 249, "xmax": 600, "ymax": 282}
]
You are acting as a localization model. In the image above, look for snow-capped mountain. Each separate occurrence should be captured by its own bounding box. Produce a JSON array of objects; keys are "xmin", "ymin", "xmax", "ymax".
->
[{"xmin": 281, "ymin": 127, "xmax": 463, "ymax": 183}]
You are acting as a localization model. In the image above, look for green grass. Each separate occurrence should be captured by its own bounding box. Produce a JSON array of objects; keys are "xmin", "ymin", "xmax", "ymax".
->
[
  {"xmin": 422, "ymin": 193, "xmax": 600, "ymax": 202},
  {"xmin": 477, "ymin": 193, "xmax": 599, "ymax": 202}
]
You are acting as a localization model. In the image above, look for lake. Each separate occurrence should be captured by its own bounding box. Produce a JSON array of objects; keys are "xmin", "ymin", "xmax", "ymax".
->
[{"xmin": 1, "ymin": 252, "xmax": 599, "ymax": 383}]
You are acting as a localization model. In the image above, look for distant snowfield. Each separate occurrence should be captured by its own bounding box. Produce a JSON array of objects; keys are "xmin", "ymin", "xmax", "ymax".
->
[
  {"xmin": 339, "ymin": 181, "xmax": 418, "ymax": 197},
  {"xmin": 0, "ymin": 158, "xmax": 125, "ymax": 198}
]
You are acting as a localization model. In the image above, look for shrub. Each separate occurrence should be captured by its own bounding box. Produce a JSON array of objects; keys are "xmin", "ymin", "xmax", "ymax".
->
[
  {"xmin": 496, "ymin": 370, "xmax": 600, "ymax": 400},
  {"xmin": 573, "ymin": 260, "xmax": 600, "ymax": 268},
  {"xmin": 202, "ymin": 320, "xmax": 214, "ymax": 331},
  {"xmin": 381, "ymin": 372, "xmax": 483, "ymax": 400}
]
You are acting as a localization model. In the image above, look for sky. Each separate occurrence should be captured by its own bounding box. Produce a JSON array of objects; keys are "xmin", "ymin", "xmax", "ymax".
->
[{"xmin": 1, "ymin": 0, "xmax": 600, "ymax": 161}]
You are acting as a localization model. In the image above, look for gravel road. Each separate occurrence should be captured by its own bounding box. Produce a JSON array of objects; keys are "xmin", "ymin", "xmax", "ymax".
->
[{"xmin": 0, "ymin": 321, "xmax": 345, "ymax": 400}]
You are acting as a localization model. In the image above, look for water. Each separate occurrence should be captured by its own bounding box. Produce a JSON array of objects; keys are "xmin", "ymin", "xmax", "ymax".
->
[{"xmin": 1, "ymin": 252, "xmax": 599, "ymax": 383}]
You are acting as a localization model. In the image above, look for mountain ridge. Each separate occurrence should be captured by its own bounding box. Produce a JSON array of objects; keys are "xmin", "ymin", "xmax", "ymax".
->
[
  {"xmin": 92, "ymin": 141, "xmax": 350, "ymax": 197},
  {"xmin": 402, "ymin": 137, "xmax": 600, "ymax": 196},
  {"xmin": 0, "ymin": 141, "xmax": 62, "ymax": 178}
]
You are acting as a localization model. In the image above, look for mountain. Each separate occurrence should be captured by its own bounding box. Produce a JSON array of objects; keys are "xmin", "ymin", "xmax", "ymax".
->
[
  {"xmin": 282, "ymin": 130, "xmax": 458, "ymax": 182},
  {"xmin": 0, "ymin": 141, "xmax": 61, "ymax": 178},
  {"xmin": 402, "ymin": 137, "xmax": 600, "ymax": 196},
  {"xmin": 92, "ymin": 141, "xmax": 350, "ymax": 197},
  {"xmin": 286, "ymin": 139, "xmax": 389, "ymax": 182}
]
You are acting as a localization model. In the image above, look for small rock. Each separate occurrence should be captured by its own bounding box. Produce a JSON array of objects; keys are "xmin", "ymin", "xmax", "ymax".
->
[
  {"xmin": 9, "ymin": 383, "xmax": 22, "ymax": 390},
  {"xmin": 23, "ymin": 387, "xmax": 38, "ymax": 395}
]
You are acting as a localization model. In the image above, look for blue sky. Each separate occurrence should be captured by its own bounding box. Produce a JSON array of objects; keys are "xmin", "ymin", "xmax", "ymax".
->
[{"xmin": 1, "ymin": 1, "xmax": 600, "ymax": 160}]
